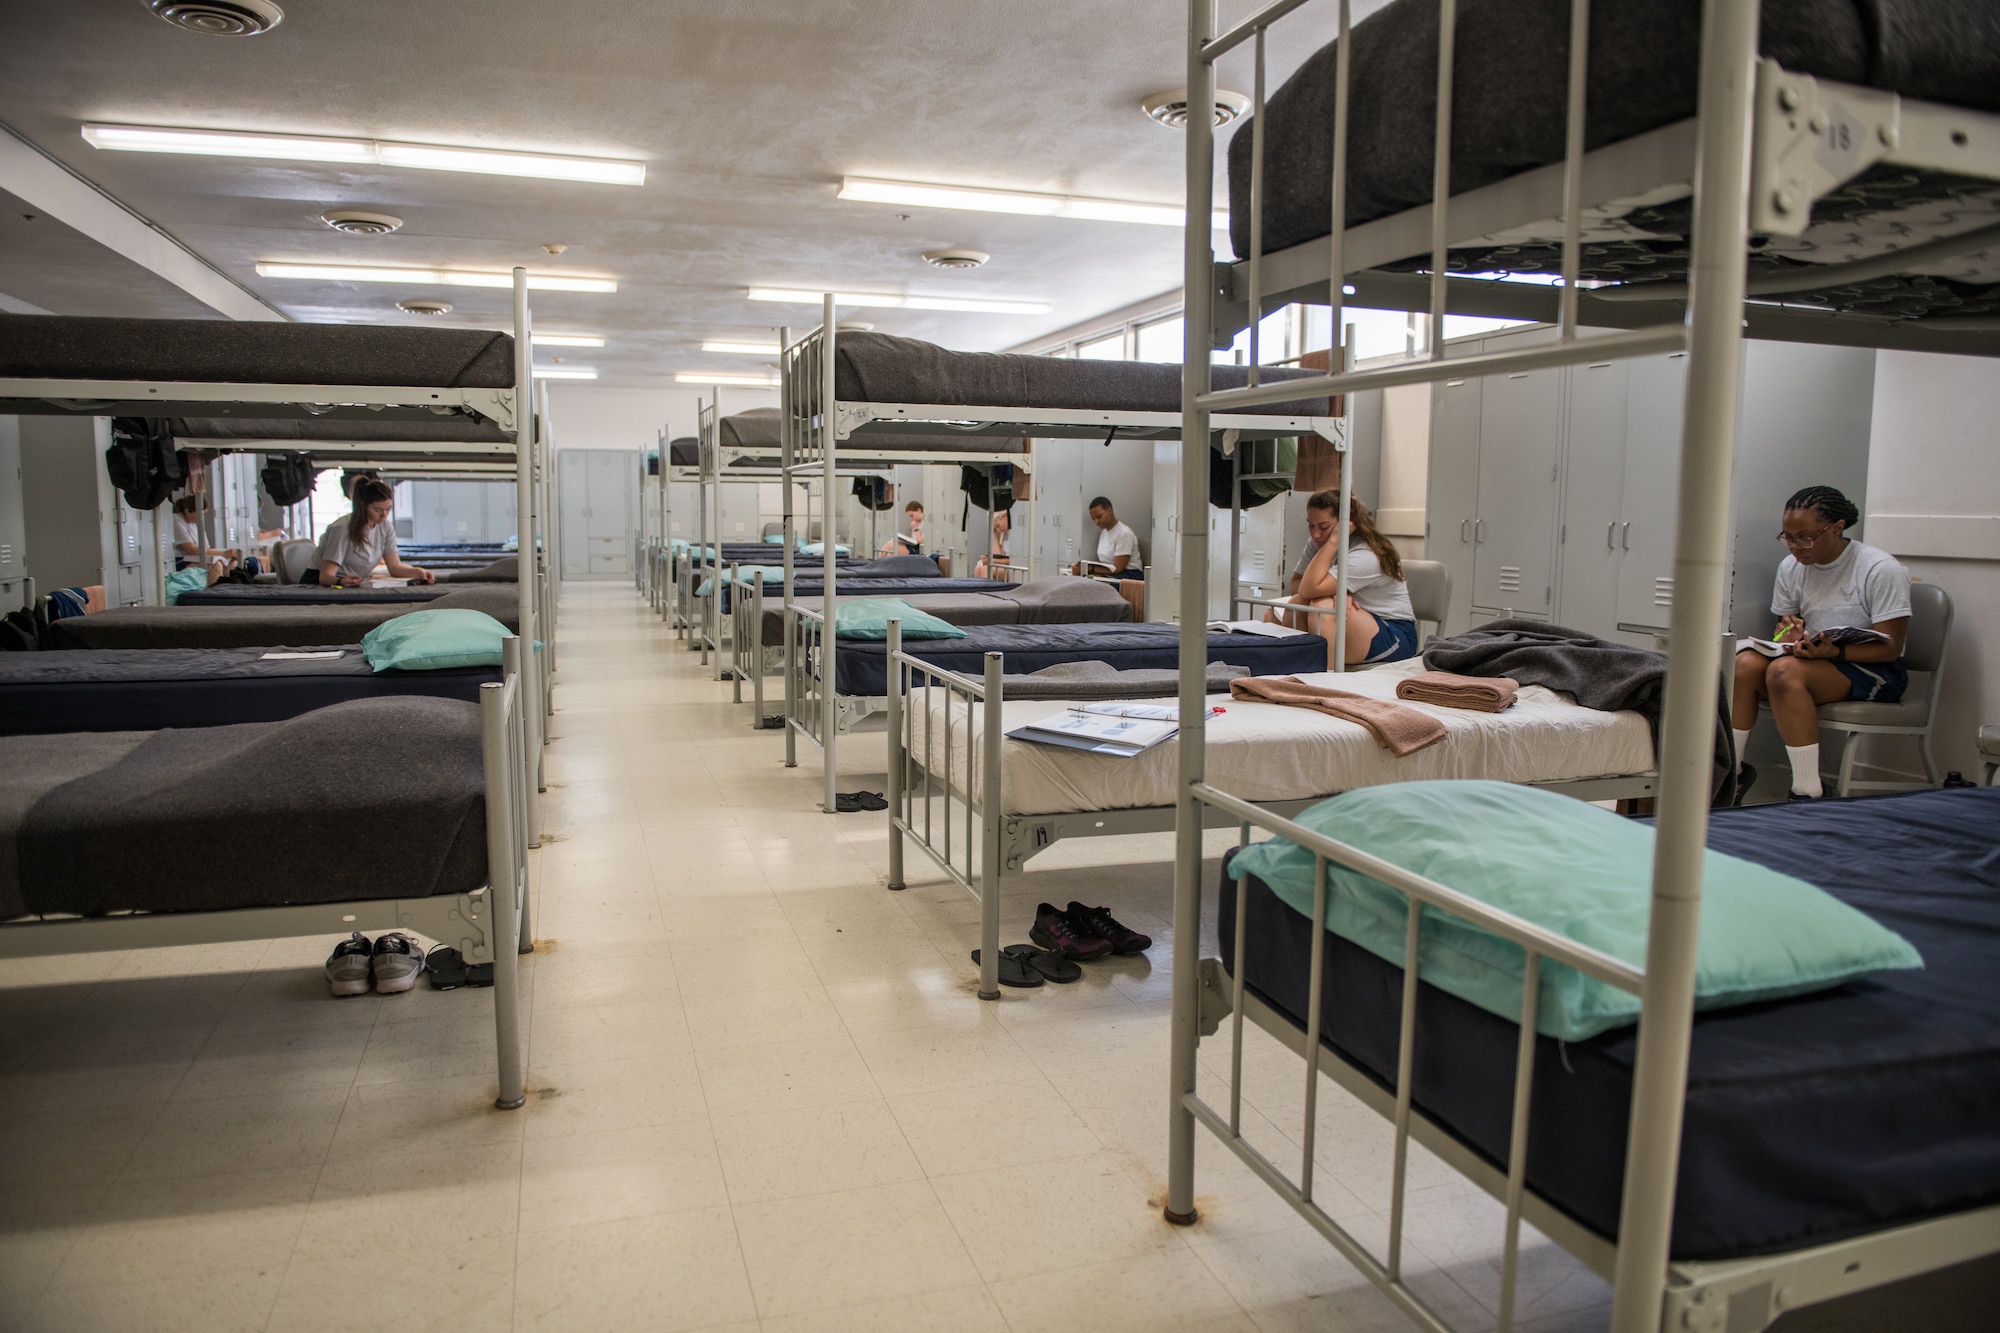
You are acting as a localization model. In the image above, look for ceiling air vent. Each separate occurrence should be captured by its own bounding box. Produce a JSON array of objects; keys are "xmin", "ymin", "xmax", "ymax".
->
[
  {"xmin": 397, "ymin": 300, "xmax": 453, "ymax": 316},
  {"xmin": 1142, "ymin": 87, "xmax": 1252, "ymax": 129},
  {"xmin": 142, "ymin": 0, "xmax": 284, "ymax": 35},
  {"xmin": 321, "ymin": 211, "xmax": 403, "ymax": 235},
  {"xmin": 922, "ymin": 249, "xmax": 989, "ymax": 270}
]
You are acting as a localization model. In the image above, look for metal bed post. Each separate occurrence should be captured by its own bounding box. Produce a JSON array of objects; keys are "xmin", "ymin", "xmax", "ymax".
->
[
  {"xmin": 885, "ymin": 618, "xmax": 905, "ymax": 891},
  {"xmin": 479, "ymin": 667, "xmax": 526, "ymax": 1111},
  {"xmin": 977, "ymin": 650, "xmax": 1003, "ymax": 1001},
  {"xmin": 1332, "ymin": 327, "xmax": 1354, "ymax": 672},
  {"xmin": 782, "ymin": 333, "xmax": 799, "ymax": 767},
  {"xmin": 820, "ymin": 294, "xmax": 840, "ymax": 814},
  {"xmin": 503, "ymin": 636, "xmax": 534, "ymax": 954},
  {"xmin": 1166, "ymin": 0, "xmax": 1221, "ymax": 1229},
  {"xmin": 511, "ymin": 268, "xmax": 542, "ymax": 850},
  {"xmin": 1608, "ymin": 0, "xmax": 1759, "ymax": 1327}
]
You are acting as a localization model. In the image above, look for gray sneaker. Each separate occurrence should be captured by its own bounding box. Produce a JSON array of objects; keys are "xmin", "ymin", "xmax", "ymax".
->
[
  {"xmin": 370, "ymin": 933, "xmax": 424, "ymax": 995},
  {"xmin": 325, "ymin": 932, "xmax": 373, "ymax": 998}
]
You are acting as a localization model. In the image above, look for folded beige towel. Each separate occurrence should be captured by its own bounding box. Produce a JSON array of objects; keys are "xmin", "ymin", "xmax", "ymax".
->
[
  {"xmin": 1395, "ymin": 670, "xmax": 1519, "ymax": 713},
  {"xmin": 1229, "ymin": 676, "xmax": 1446, "ymax": 756}
]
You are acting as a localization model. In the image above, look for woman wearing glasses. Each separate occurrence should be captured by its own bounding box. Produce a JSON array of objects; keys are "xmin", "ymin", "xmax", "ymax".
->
[{"xmin": 1731, "ymin": 485, "xmax": 1911, "ymax": 801}]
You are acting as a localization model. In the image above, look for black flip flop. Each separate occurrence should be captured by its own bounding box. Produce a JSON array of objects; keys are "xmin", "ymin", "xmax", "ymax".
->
[
  {"xmin": 465, "ymin": 961, "xmax": 494, "ymax": 987},
  {"xmin": 832, "ymin": 791, "xmax": 890, "ymax": 813},
  {"xmin": 1003, "ymin": 943, "xmax": 1081, "ymax": 984},
  {"xmin": 424, "ymin": 946, "xmax": 467, "ymax": 991},
  {"xmin": 970, "ymin": 948, "xmax": 1044, "ymax": 988}
]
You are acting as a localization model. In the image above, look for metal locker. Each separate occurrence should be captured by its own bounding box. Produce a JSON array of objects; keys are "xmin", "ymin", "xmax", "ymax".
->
[
  {"xmin": 1616, "ymin": 352, "xmax": 1689, "ymax": 635},
  {"xmin": 1556, "ymin": 358, "xmax": 1629, "ymax": 635},
  {"xmin": 1472, "ymin": 364, "xmax": 1563, "ymax": 616},
  {"xmin": 1426, "ymin": 372, "xmax": 1481, "ymax": 635}
]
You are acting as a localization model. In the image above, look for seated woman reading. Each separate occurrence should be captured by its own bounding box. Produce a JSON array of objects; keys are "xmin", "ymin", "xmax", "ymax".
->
[
  {"xmin": 973, "ymin": 508, "xmax": 1011, "ymax": 579},
  {"xmin": 1276, "ymin": 492, "xmax": 1418, "ymax": 669},
  {"xmin": 1732, "ymin": 485, "xmax": 1911, "ymax": 801},
  {"xmin": 315, "ymin": 478, "xmax": 435, "ymax": 588}
]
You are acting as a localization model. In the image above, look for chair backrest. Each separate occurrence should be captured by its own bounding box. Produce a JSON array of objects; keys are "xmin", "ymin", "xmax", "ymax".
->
[
  {"xmin": 762, "ymin": 521, "xmax": 784, "ymax": 540},
  {"xmin": 1403, "ymin": 560, "xmax": 1451, "ymax": 636},
  {"xmin": 274, "ymin": 538, "xmax": 318, "ymax": 584},
  {"xmin": 1904, "ymin": 581, "xmax": 1952, "ymax": 674}
]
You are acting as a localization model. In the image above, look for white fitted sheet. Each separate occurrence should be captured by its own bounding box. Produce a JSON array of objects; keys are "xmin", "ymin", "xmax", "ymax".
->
[{"xmin": 911, "ymin": 659, "xmax": 1655, "ymax": 815}]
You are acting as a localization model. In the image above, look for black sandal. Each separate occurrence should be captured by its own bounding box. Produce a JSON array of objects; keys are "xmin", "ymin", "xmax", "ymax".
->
[
  {"xmin": 424, "ymin": 946, "xmax": 468, "ymax": 990},
  {"xmin": 970, "ymin": 948, "xmax": 1044, "ymax": 988},
  {"xmin": 1003, "ymin": 943, "xmax": 1081, "ymax": 984}
]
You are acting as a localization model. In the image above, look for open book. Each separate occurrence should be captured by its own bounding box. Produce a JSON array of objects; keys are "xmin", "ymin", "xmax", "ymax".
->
[
  {"xmin": 1739, "ymin": 625, "xmax": 1892, "ymax": 658},
  {"xmin": 1006, "ymin": 701, "xmax": 1220, "ymax": 758},
  {"xmin": 1206, "ymin": 618, "xmax": 1307, "ymax": 639}
]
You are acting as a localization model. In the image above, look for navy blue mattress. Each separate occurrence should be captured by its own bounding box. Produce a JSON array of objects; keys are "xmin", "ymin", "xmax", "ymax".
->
[
  {"xmin": 835, "ymin": 622, "xmax": 1328, "ymax": 695},
  {"xmin": 0, "ymin": 645, "xmax": 499, "ymax": 734},
  {"xmin": 176, "ymin": 584, "xmax": 450, "ymax": 606},
  {"xmin": 1220, "ymin": 785, "xmax": 2000, "ymax": 1261},
  {"xmin": 722, "ymin": 577, "xmax": 1017, "ymax": 613}
]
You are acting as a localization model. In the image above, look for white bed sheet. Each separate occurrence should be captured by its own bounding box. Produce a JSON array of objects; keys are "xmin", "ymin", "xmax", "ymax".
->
[{"xmin": 910, "ymin": 659, "xmax": 1656, "ymax": 815}]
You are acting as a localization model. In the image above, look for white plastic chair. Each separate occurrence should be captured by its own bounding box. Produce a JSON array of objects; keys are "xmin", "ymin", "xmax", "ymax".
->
[{"xmin": 1813, "ymin": 581, "xmax": 1954, "ymax": 795}]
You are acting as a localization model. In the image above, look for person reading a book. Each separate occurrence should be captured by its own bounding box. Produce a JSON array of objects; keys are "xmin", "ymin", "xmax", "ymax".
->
[
  {"xmin": 1069, "ymin": 498, "xmax": 1143, "ymax": 579},
  {"xmin": 1273, "ymin": 492, "xmax": 1418, "ymax": 668},
  {"xmin": 1732, "ymin": 485, "xmax": 1911, "ymax": 801},
  {"xmin": 879, "ymin": 500, "xmax": 925, "ymax": 556},
  {"xmin": 974, "ymin": 508, "xmax": 1011, "ymax": 579}
]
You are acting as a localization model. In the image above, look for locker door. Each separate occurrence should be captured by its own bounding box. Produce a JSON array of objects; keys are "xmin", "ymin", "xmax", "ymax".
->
[
  {"xmin": 586, "ymin": 451, "xmax": 632, "ymax": 575},
  {"xmin": 485, "ymin": 482, "xmax": 518, "ymax": 545},
  {"xmin": 559, "ymin": 451, "xmax": 591, "ymax": 577},
  {"xmin": 1472, "ymin": 365, "xmax": 1562, "ymax": 617},
  {"xmin": 1147, "ymin": 440, "xmax": 1178, "ymax": 616},
  {"xmin": 1555, "ymin": 358, "xmax": 1628, "ymax": 636},
  {"xmin": 1425, "ymin": 374, "xmax": 1481, "ymax": 634},
  {"xmin": 1615, "ymin": 352, "xmax": 1688, "ymax": 633}
]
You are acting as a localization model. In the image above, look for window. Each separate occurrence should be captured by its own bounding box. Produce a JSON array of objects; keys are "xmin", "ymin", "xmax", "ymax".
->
[
  {"xmin": 1076, "ymin": 330, "xmax": 1128, "ymax": 361},
  {"xmin": 1135, "ymin": 316, "xmax": 1183, "ymax": 363}
]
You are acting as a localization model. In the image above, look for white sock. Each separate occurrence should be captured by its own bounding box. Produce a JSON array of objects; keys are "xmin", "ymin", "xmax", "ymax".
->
[
  {"xmin": 1732, "ymin": 729, "xmax": 1752, "ymax": 764},
  {"xmin": 1786, "ymin": 744, "xmax": 1823, "ymax": 797}
]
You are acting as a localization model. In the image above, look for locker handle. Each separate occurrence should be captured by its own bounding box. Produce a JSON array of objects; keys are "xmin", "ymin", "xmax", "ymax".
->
[
  {"xmin": 1606, "ymin": 521, "xmax": 1616, "ymax": 549},
  {"xmin": 1620, "ymin": 521, "xmax": 1631, "ymax": 551},
  {"xmin": 1459, "ymin": 518, "xmax": 1469, "ymax": 544},
  {"xmin": 1475, "ymin": 519, "xmax": 1484, "ymax": 544}
]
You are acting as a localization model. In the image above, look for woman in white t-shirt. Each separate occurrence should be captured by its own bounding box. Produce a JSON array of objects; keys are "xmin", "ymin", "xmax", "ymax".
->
[
  {"xmin": 316, "ymin": 478, "xmax": 435, "ymax": 587},
  {"xmin": 974, "ymin": 508, "xmax": 1011, "ymax": 579},
  {"xmin": 170, "ymin": 495, "xmax": 239, "ymax": 572},
  {"xmin": 1731, "ymin": 485, "xmax": 1911, "ymax": 801},
  {"xmin": 1277, "ymin": 491, "xmax": 1418, "ymax": 668}
]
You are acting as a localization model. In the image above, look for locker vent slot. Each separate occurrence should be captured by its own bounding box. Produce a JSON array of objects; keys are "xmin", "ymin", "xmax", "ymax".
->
[
  {"xmin": 1653, "ymin": 577, "xmax": 1674, "ymax": 608},
  {"xmin": 0, "ymin": 544, "xmax": 12, "ymax": 565},
  {"xmin": 1497, "ymin": 565, "xmax": 1522, "ymax": 594}
]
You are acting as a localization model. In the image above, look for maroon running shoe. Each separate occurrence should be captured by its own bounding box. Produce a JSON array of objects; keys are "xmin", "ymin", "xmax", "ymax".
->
[
  {"xmin": 1031, "ymin": 901, "xmax": 1111, "ymax": 961},
  {"xmin": 1066, "ymin": 902, "xmax": 1152, "ymax": 955}
]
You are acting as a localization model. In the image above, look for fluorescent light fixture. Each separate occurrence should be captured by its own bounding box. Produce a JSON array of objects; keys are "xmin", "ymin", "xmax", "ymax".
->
[
  {"xmin": 839, "ymin": 175, "xmax": 1227, "ymax": 231},
  {"xmin": 701, "ymin": 339, "xmax": 780, "ymax": 355},
  {"xmin": 255, "ymin": 262, "xmax": 616, "ymax": 293},
  {"xmin": 532, "ymin": 366, "xmax": 597, "ymax": 379},
  {"xmin": 747, "ymin": 287, "xmax": 1050, "ymax": 315},
  {"xmin": 83, "ymin": 123, "xmax": 645, "ymax": 185},
  {"xmin": 675, "ymin": 372, "xmax": 779, "ymax": 387},
  {"xmin": 531, "ymin": 334, "xmax": 604, "ymax": 347}
]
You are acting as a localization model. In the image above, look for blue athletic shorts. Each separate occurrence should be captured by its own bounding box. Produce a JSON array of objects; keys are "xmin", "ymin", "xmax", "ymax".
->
[
  {"xmin": 1833, "ymin": 657, "xmax": 1908, "ymax": 703},
  {"xmin": 1363, "ymin": 616, "xmax": 1420, "ymax": 664}
]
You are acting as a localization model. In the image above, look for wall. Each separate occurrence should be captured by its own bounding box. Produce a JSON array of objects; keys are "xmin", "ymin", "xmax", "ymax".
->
[
  {"xmin": 543, "ymin": 383, "xmax": 776, "ymax": 453},
  {"xmin": 1859, "ymin": 350, "xmax": 2000, "ymax": 783}
]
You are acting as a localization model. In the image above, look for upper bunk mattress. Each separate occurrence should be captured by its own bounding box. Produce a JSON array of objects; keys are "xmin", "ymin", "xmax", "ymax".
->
[
  {"xmin": 48, "ymin": 585, "xmax": 520, "ymax": 650},
  {"xmin": 0, "ymin": 645, "xmax": 498, "ymax": 735},
  {"xmin": 168, "ymin": 415, "xmax": 515, "ymax": 445},
  {"xmin": 0, "ymin": 696, "xmax": 488, "ymax": 920},
  {"xmin": 758, "ymin": 578, "xmax": 1133, "ymax": 646},
  {"xmin": 0, "ymin": 314, "xmax": 515, "ymax": 387},
  {"xmin": 1223, "ymin": 784, "xmax": 2000, "ymax": 1261},
  {"xmin": 717, "ymin": 405, "xmax": 1032, "ymax": 455},
  {"xmin": 833, "ymin": 332, "xmax": 1334, "ymax": 417},
  {"xmin": 1228, "ymin": 0, "xmax": 2000, "ymax": 318},
  {"xmin": 175, "ymin": 584, "xmax": 451, "ymax": 607}
]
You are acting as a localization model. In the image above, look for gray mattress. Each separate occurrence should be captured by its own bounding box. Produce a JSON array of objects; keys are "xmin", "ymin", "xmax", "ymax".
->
[
  {"xmin": 0, "ymin": 697, "xmax": 486, "ymax": 920},
  {"xmin": 1229, "ymin": 0, "xmax": 2000, "ymax": 319},
  {"xmin": 48, "ymin": 585, "xmax": 520, "ymax": 650},
  {"xmin": 833, "ymin": 332, "xmax": 1331, "ymax": 417},
  {"xmin": 757, "ymin": 577, "xmax": 1134, "ymax": 646},
  {"xmin": 169, "ymin": 415, "xmax": 514, "ymax": 444},
  {"xmin": 718, "ymin": 405, "xmax": 1030, "ymax": 455},
  {"xmin": 0, "ymin": 314, "xmax": 515, "ymax": 387},
  {"xmin": 436, "ymin": 556, "xmax": 519, "ymax": 583}
]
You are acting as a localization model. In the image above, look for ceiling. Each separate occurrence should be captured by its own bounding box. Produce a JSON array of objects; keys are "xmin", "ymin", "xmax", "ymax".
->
[{"xmin": 0, "ymin": 0, "xmax": 1373, "ymax": 385}]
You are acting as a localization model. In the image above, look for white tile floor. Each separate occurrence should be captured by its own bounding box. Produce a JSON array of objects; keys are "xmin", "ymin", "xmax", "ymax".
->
[{"xmin": 0, "ymin": 582, "xmax": 1613, "ymax": 1333}]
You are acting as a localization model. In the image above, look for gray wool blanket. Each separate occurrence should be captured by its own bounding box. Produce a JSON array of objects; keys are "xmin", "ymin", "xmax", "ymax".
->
[
  {"xmin": 1000, "ymin": 660, "xmax": 1249, "ymax": 701},
  {"xmin": 0, "ymin": 697, "xmax": 488, "ymax": 920},
  {"xmin": 1423, "ymin": 618, "xmax": 1736, "ymax": 802}
]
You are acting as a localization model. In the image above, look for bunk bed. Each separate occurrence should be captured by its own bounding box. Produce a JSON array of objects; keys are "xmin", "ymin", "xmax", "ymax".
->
[
  {"xmin": 1153, "ymin": 3, "xmax": 2000, "ymax": 1332},
  {"xmin": 777, "ymin": 318, "xmax": 1341, "ymax": 807},
  {"xmin": 0, "ymin": 659, "xmax": 532, "ymax": 1112},
  {"xmin": 45, "ymin": 583, "xmax": 521, "ymax": 650},
  {"xmin": 0, "ymin": 284, "xmax": 550, "ymax": 845}
]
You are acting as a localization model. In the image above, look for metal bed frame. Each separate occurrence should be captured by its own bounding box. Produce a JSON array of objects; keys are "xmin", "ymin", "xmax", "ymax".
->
[
  {"xmin": 0, "ymin": 637, "xmax": 535, "ymax": 1111},
  {"xmin": 1162, "ymin": 3, "xmax": 2000, "ymax": 1332},
  {"xmin": 777, "ymin": 299, "xmax": 1337, "ymax": 813},
  {"xmin": 0, "ymin": 272, "xmax": 554, "ymax": 846}
]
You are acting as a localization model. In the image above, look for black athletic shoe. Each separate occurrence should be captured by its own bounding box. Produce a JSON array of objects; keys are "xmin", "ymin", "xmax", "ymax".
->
[
  {"xmin": 1065, "ymin": 902, "xmax": 1152, "ymax": 955},
  {"xmin": 1787, "ymin": 790, "xmax": 1822, "ymax": 803},
  {"xmin": 1030, "ymin": 902, "xmax": 1111, "ymax": 961},
  {"xmin": 325, "ymin": 932, "xmax": 373, "ymax": 998}
]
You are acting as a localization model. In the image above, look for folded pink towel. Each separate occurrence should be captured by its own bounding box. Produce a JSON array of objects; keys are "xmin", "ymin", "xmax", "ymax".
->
[
  {"xmin": 1395, "ymin": 670, "xmax": 1519, "ymax": 713},
  {"xmin": 1229, "ymin": 676, "xmax": 1446, "ymax": 756}
]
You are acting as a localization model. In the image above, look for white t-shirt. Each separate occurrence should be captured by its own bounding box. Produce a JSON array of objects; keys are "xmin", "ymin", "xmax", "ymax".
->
[
  {"xmin": 1095, "ymin": 520, "xmax": 1142, "ymax": 572},
  {"xmin": 318, "ymin": 519, "xmax": 399, "ymax": 581},
  {"xmin": 1293, "ymin": 536, "xmax": 1415, "ymax": 622},
  {"xmin": 172, "ymin": 514, "xmax": 203, "ymax": 561},
  {"xmin": 1772, "ymin": 538, "xmax": 1911, "ymax": 636}
]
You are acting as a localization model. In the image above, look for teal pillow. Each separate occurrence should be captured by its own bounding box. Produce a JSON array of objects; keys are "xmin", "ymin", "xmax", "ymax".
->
[
  {"xmin": 764, "ymin": 533, "xmax": 785, "ymax": 543},
  {"xmin": 362, "ymin": 608, "xmax": 512, "ymax": 671},
  {"xmin": 1229, "ymin": 780, "xmax": 1921, "ymax": 1040},
  {"xmin": 834, "ymin": 598, "xmax": 967, "ymax": 641},
  {"xmin": 163, "ymin": 567, "xmax": 208, "ymax": 605}
]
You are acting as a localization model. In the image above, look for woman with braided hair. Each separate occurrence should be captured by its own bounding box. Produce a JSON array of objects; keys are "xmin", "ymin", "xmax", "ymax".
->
[{"xmin": 1732, "ymin": 485, "xmax": 1911, "ymax": 801}]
